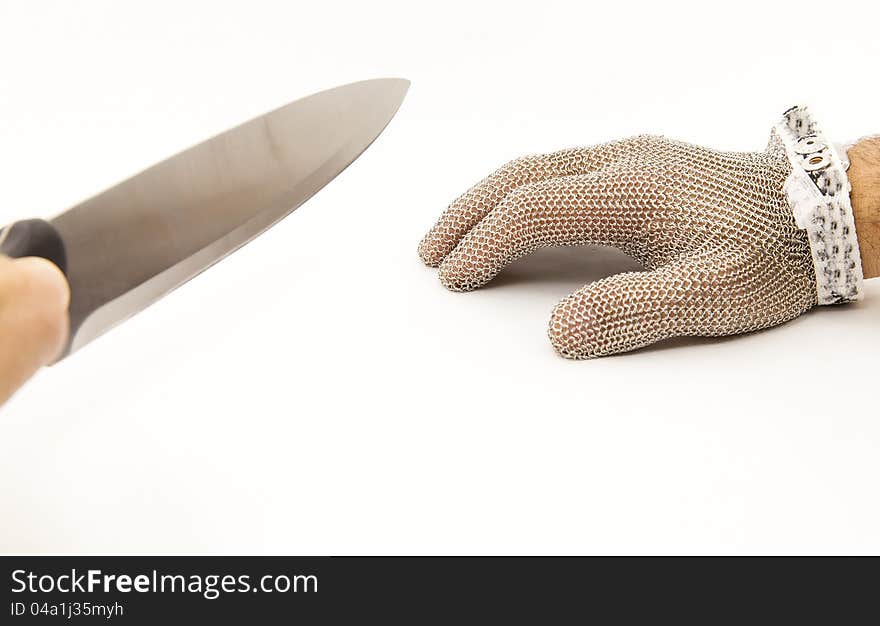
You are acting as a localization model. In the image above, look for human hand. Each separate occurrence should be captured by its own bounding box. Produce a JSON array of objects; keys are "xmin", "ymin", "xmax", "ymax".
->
[
  {"xmin": 0, "ymin": 255, "xmax": 69, "ymax": 405},
  {"xmin": 419, "ymin": 108, "xmax": 870, "ymax": 358}
]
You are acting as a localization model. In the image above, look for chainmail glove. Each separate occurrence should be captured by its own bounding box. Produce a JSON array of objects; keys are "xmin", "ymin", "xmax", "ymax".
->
[{"xmin": 418, "ymin": 107, "xmax": 863, "ymax": 358}]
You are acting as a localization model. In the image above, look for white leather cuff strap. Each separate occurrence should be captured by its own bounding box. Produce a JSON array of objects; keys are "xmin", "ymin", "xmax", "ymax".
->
[{"xmin": 775, "ymin": 105, "xmax": 864, "ymax": 305}]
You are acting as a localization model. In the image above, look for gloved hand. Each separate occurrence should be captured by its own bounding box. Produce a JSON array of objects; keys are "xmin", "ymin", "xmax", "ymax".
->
[{"xmin": 419, "ymin": 108, "xmax": 865, "ymax": 358}]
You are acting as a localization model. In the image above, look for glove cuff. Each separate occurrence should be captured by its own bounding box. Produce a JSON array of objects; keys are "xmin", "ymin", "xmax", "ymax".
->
[{"xmin": 774, "ymin": 106, "xmax": 864, "ymax": 305}]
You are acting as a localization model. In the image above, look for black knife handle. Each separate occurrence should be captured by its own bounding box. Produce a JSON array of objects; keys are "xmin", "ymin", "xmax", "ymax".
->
[{"xmin": 0, "ymin": 219, "xmax": 67, "ymax": 276}]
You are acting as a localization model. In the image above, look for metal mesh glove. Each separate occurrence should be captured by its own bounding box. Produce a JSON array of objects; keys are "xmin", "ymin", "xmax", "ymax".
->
[{"xmin": 418, "ymin": 110, "xmax": 861, "ymax": 358}]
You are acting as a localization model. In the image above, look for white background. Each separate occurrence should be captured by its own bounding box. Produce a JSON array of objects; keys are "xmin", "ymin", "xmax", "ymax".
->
[{"xmin": 1, "ymin": 0, "xmax": 879, "ymax": 554}]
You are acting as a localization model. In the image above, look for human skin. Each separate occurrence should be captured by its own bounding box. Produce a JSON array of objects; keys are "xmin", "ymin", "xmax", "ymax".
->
[
  {"xmin": 848, "ymin": 137, "xmax": 880, "ymax": 279},
  {"xmin": 0, "ymin": 141, "xmax": 879, "ymax": 406},
  {"xmin": 0, "ymin": 255, "xmax": 69, "ymax": 405}
]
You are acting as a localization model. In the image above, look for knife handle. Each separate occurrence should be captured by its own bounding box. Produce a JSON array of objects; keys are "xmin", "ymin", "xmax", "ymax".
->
[{"xmin": 0, "ymin": 219, "xmax": 67, "ymax": 275}]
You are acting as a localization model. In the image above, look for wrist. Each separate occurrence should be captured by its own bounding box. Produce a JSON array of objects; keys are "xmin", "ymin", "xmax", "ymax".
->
[{"xmin": 847, "ymin": 137, "xmax": 880, "ymax": 279}]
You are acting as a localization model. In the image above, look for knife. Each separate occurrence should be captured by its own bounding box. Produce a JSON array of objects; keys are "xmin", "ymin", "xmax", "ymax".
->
[{"xmin": 0, "ymin": 78, "xmax": 409, "ymax": 360}]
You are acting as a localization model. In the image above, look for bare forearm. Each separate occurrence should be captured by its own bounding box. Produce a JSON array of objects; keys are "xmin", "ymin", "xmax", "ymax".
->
[{"xmin": 848, "ymin": 137, "xmax": 880, "ymax": 279}]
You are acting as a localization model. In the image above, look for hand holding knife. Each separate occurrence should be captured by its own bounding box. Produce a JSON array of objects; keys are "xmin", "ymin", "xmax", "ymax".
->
[
  {"xmin": 0, "ymin": 78, "xmax": 409, "ymax": 404},
  {"xmin": 0, "ymin": 254, "xmax": 69, "ymax": 405}
]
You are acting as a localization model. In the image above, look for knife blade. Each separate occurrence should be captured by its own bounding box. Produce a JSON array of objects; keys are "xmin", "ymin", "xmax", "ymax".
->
[{"xmin": 0, "ymin": 78, "xmax": 409, "ymax": 360}]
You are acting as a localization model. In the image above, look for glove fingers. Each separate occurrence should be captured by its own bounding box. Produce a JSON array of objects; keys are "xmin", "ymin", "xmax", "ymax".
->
[
  {"xmin": 437, "ymin": 169, "xmax": 670, "ymax": 292},
  {"xmin": 418, "ymin": 138, "xmax": 648, "ymax": 267},
  {"xmin": 548, "ymin": 263, "xmax": 699, "ymax": 358},
  {"xmin": 547, "ymin": 250, "xmax": 811, "ymax": 358}
]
